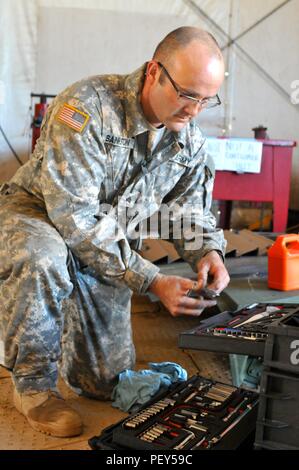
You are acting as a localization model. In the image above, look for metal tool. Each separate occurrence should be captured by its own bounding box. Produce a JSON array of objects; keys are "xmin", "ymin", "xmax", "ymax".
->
[
  {"xmin": 174, "ymin": 430, "xmax": 195, "ymax": 450},
  {"xmin": 187, "ymin": 286, "xmax": 219, "ymax": 300}
]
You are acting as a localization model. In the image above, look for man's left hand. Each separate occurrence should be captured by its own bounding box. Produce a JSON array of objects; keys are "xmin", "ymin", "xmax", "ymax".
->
[{"xmin": 196, "ymin": 250, "xmax": 230, "ymax": 294}]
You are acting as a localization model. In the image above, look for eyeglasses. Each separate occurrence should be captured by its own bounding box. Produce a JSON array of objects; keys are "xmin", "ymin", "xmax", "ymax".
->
[{"xmin": 157, "ymin": 61, "xmax": 221, "ymax": 109}]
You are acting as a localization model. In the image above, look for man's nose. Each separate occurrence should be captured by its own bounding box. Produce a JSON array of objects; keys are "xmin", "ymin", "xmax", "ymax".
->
[{"xmin": 183, "ymin": 101, "xmax": 203, "ymax": 117}]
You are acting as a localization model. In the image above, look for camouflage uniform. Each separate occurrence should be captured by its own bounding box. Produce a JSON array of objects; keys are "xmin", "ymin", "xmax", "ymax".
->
[{"xmin": 0, "ymin": 64, "xmax": 226, "ymax": 398}]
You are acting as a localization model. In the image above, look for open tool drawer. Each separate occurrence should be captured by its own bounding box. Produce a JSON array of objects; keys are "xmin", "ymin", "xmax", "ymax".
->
[
  {"xmin": 178, "ymin": 303, "xmax": 299, "ymax": 357},
  {"xmin": 89, "ymin": 375, "xmax": 258, "ymax": 451}
]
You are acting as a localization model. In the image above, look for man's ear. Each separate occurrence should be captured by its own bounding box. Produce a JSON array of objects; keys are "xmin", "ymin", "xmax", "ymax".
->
[{"xmin": 145, "ymin": 60, "xmax": 160, "ymax": 84}]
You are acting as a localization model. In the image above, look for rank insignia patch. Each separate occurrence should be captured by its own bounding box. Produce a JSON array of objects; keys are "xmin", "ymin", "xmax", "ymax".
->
[{"xmin": 56, "ymin": 103, "xmax": 90, "ymax": 133}]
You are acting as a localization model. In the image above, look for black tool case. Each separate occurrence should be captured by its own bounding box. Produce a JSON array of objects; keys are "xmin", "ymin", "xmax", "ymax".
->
[
  {"xmin": 254, "ymin": 310, "xmax": 299, "ymax": 450},
  {"xmin": 178, "ymin": 303, "xmax": 299, "ymax": 357},
  {"xmin": 89, "ymin": 374, "xmax": 258, "ymax": 451}
]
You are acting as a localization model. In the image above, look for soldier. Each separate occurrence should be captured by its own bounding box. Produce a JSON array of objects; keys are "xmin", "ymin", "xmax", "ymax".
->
[{"xmin": 0, "ymin": 26, "xmax": 229, "ymax": 437}]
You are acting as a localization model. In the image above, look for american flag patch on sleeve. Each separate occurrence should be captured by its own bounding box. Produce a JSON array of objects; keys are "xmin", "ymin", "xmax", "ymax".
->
[{"xmin": 56, "ymin": 103, "xmax": 90, "ymax": 133}]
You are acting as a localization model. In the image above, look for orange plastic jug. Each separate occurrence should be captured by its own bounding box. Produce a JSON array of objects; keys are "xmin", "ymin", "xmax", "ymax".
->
[{"xmin": 268, "ymin": 234, "xmax": 299, "ymax": 291}]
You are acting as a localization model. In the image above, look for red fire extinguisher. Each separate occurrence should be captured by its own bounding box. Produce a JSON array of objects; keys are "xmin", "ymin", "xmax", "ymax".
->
[{"xmin": 31, "ymin": 93, "xmax": 56, "ymax": 152}]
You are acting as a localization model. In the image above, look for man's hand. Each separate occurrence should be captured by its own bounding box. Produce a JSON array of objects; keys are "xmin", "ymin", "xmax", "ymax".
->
[
  {"xmin": 148, "ymin": 273, "xmax": 217, "ymax": 317},
  {"xmin": 196, "ymin": 250, "xmax": 230, "ymax": 293}
]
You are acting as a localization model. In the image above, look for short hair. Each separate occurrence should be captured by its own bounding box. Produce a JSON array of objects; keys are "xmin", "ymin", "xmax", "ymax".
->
[{"xmin": 153, "ymin": 26, "xmax": 223, "ymax": 65}]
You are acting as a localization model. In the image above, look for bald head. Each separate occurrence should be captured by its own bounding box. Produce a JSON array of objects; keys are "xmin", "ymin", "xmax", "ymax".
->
[
  {"xmin": 141, "ymin": 27, "xmax": 224, "ymax": 131},
  {"xmin": 153, "ymin": 27, "xmax": 223, "ymax": 66}
]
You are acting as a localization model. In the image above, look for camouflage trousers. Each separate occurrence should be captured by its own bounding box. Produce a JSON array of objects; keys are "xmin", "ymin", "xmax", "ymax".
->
[{"xmin": 0, "ymin": 191, "xmax": 135, "ymax": 399}]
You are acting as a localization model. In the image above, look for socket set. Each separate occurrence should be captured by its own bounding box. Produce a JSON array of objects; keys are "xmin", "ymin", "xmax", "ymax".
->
[
  {"xmin": 89, "ymin": 375, "xmax": 259, "ymax": 450},
  {"xmin": 179, "ymin": 303, "xmax": 299, "ymax": 356}
]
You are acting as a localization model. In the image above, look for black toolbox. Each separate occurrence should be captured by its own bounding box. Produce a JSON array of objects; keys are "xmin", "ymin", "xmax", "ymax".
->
[
  {"xmin": 254, "ymin": 309, "xmax": 299, "ymax": 450},
  {"xmin": 89, "ymin": 374, "xmax": 259, "ymax": 451},
  {"xmin": 178, "ymin": 303, "xmax": 299, "ymax": 357}
]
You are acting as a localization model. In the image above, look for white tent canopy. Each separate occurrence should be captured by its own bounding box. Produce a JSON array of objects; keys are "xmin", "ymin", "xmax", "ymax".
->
[{"xmin": 0, "ymin": 0, "xmax": 298, "ymax": 208}]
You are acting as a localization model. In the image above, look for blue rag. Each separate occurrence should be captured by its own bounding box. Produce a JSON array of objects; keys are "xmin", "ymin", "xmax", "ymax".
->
[{"xmin": 111, "ymin": 362, "xmax": 187, "ymax": 412}]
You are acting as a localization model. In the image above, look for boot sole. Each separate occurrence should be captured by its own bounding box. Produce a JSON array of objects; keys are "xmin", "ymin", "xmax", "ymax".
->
[{"xmin": 27, "ymin": 416, "xmax": 83, "ymax": 438}]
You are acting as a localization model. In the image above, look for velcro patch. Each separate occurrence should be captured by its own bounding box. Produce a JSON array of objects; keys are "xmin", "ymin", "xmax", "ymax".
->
[
  {"xmin": 170, "ymin": 154, "xmax": 192, "ymax": 167},
  {"xmin": 104, "ymin": 134, "xmax": 135, "ymax": 149},
  {"xmin": 56, "ymin": 103, "xmax": 90, "ymax": 133}
]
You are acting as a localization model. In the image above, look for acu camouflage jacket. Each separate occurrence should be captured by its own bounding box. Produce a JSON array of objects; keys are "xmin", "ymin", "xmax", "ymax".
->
[{"xmin": 6, "ymin": 64, "xmax": 226, "ymax": 294}]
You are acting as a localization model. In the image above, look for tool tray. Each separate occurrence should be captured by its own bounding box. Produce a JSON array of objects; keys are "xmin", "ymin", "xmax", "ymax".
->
[
  {"xmin": 178, "ymin": 303, "xmax": 299, "ymax": 357},
  {"xmin": 88, "ymin": 374, "xmax": 258, "ymax": 450}
]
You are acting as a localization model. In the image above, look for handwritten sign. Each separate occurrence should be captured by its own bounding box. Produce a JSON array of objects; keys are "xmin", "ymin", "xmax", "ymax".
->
[{"xmin": 204, "ymin": 137, "xmax": 263, "ymax": 173}]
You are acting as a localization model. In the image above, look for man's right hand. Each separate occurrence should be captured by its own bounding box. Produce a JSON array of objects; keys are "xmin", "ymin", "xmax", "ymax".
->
[{"xmin": 148, "ymin": 273, "xmax": 217, "ymax": 317}]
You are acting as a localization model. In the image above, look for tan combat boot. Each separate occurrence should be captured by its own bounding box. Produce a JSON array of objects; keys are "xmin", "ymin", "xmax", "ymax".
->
[{"xmin": 13, "ymin": 388, "xmax": 83, "ymax": 437}]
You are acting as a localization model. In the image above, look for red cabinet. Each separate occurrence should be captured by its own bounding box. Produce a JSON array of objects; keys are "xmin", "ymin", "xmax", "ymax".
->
[{"xmin": 213, "ymin": 140, "xmax": 297, "ymax": 232}]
